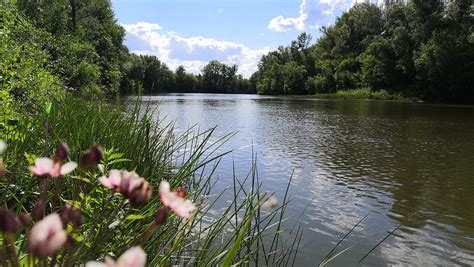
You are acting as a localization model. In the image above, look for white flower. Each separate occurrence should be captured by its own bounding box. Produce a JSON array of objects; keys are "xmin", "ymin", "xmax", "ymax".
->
[
  {"xmin": 28, "ymin": 157, "xmax": 77, "ymax": 177},
  {"xmin": 261, "ymin": 195, "xmax": 278, "ymax": 211},
  {"xmin": 0, "ymin": 140, "xmax": 6, "ymax": 154},
  {"xmin": 28, "ymin": 214, "xmax": 67, "ymax": 259},
  {"xmin": 159, "ymin": 180, "xmax": 196, "ymax": 219},
  {"xmin": 86, "ymin": 246, "xmax": 147, "ymax": 267}
]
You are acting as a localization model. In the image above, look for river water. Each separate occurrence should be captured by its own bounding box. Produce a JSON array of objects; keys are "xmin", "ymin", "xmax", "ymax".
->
[{"xmin": 127, "ymin": 94, "xmax": 474, "ymax": 266}]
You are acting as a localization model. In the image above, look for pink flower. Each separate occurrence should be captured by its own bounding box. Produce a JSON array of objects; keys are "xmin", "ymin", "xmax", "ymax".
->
[
  {"xmin": 0, "ymin": 139, "xmax": 6, "ymax": 154},
  {"xmin": 86, "ymin": 246, "xmax": 147, "ymax": 267},
  {"xmin": 159, "ymin": 180, "xmax": 196, "ymax": 219},
  {"xmin": 99, "ymin": 170, "xmax": 152, "ymax": 206},
  {"xmin": 28, "ymin": 213, "xmax": 67, "ymax": 259},
  {"xmin": 29, "ymin": 157, "xmax": 77, "ymax": 178},
  {"xmin": 99, "ymin": 169, "xmax": 123, "ymax": 189}
]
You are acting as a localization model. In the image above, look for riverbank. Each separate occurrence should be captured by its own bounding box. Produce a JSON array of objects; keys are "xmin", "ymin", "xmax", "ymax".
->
[
  {"xmin": 0, "ymin": 96, "xmax": 298, "ymax": 265},
  {"xmin": 312, "ymin": 88, "xmax": 416, "ymax": 101}
]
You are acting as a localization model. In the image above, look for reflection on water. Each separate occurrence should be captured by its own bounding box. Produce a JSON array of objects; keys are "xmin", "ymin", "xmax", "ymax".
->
[{"xmin": 125, "ymin": 94, "xmax": 474, "ymax": 266}]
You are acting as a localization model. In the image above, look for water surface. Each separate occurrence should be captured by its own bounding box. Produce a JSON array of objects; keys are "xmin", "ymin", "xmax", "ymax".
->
[{"xmin": 126, "ymin": 94, "xmax": 474, "ymax": 266}]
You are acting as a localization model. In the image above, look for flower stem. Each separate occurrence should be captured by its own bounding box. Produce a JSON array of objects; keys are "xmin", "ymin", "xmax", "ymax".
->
[{"xmin": 4, "ymin": 233, "xmax": 19, "ymax": 267}]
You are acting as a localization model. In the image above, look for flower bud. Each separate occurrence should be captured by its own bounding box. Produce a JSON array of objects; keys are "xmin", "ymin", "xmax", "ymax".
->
[
  {"xmin": 128, "ymin": 179, "xmax": 153, "ymax": 207},
  {"xmin": 32, "ymin": 200, "xmax": 45, "ymax": 221},
  {"xmin": 19, "ymin": 213, "xmax": 30, "ymax": 227},
  {"xmin": 61, "ymin": 205, "xmax": 83, "ymax": 228},
  {"xmin": 176, "ymin": 187, "xmax": 187, "ymax": 198},
  {"xmin": 0, "ymin": 163, "xmax": 5, "ymax": 177},
  {"xmin": 28, "ymin": 214, "xmax": 67, "ymax": 259},
  {"xmin": 154, "ymin": 208, "xmax": 168, "ymax": 225},
  {"xmin": 81, "ymin": 145, "xmax": 102, "ymax": 167},
  {"xmin": 54, "ymin": 142, "xmax": 70, "ymax": 162},
  {"xmin": 119, "ymin": 172, "xmax": 152, "ymax": 206},
  {"xmin": 60, "ymin": 205, "xmax": 71, "ymax": 227},
  {"xmin": 0, "ymin": 208, "xmax": 21, "ymax": 233},
  {"xmin": 69, "ymin": 207, "xmax": 83, "ymax": 228},
  {"xmin": 65, "ymin": 235, "xmax": 75, "ymax": 250}
]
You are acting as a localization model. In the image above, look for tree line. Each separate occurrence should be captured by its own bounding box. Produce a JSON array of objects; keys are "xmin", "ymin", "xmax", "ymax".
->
[
  {"xmin": 120, "ymin": 56, "xmax": 254, "ymax": 94},
  {"xmin": 252, "ymin": 0, "xmax": 474, "ymax": 103},
  {"xmin": 3, "ymin": 0, "xmax": 473, "ymax": 103}
]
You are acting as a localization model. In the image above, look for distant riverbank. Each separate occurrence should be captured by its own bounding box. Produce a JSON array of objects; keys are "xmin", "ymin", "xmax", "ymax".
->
[{"xmin": 311, "ymin": 88, "xmax": 416, "ymax": 102}]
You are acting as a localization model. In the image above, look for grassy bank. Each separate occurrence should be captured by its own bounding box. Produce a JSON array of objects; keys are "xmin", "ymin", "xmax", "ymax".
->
[
  {"xmin": 0, "ymin": 96, "xmax": 300, "ymax": 266},
  {"xmin": 312, "ymin": 88, "xmax": 416, "ymax": 101}
]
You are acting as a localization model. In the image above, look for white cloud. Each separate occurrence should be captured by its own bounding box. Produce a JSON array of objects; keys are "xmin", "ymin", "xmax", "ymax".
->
[
  {"xmin": 267, "ymin": 0, "xmax": 380, "ymax": 32},
  {"xmin": 122, "ymin": 22, "xmax": 270, "ymax": 78}
]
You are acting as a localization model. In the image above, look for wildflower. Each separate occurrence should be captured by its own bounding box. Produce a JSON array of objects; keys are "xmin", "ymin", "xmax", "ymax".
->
[
  {"xmin": 0, "ymin": 139, "xmax": 6, "ymax": 177},
  {"xmin": 120, "ymin": 172, "xmax": 152, "ymax": 206},
  {"xmin": 100, "ymin": 170, "xmax": 152, "ymax": 206},
  {"xmin": 0, "ymin": 139, "xmax": 6, "ymax": 154},
  {"xmin": 85, "ymin": 246, "xmax": 147, "ymax": 267},
  {"xmin": 54, "ymin": 141, "xmax": 70, "ymax": 161},
  {"xmin": 0, "ymin": 208, "xmax": 22, "ymax": 233},
  {"xmin": 19, "ymin": 213, "xmax": 30, "ymax": 226},
  {"xmin": 154, "ymin": 207, "xmax": 168, "ymax": 225},
  {"xmin": 159, "ymin": 180, "xmax": 196, "ymax": 219},
  {"xmin": 261, "ymin": 195, "xmax": 278, "ymax": 211},
  {"xmin": 28, "ymin": 213, "xmax": 67, "ymax": 259},
  {"xmin": 176, "ymin": 187, "xmax": 187, "ymax": 198},
  {"xmin": 0, "ymin": 163, "xmax": 5, "ymax": 177},
  {"xmin": 60, "ymin": 205, "xmax": 83, "ymax": 228},
  {"xmin": 32, "ymin": 200, "xmax": 45, "ymax": 221},
  {"xmin": 29, "ymin": 157, "xmax": 77, "ymax": 178},
  {"xmin": 81, "ymin": 145, "xmax": 102, "ymax": 167},
  {"xmin": 99, "ymin": 169, "xmax": 122, "ymax": 189}
]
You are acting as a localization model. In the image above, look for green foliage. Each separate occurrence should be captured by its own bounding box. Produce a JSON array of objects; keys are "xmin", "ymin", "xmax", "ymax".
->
[
  {"xmin": 0, "ymin": 97, "xmax": 300, "ymax": 265},
  {"xmin": 313, "ymin": 88, "xmax": 410, "ymax": 101},
  {"xmin": 0, "ymin": 3, "xmax": 64, "ymax": 120},
  {"xmin": 253, "ymin": 1, "xmax": 474, "ymax": 103},
  {"xmin": 15, "ymin": 0, "xmax": 128, "ymax": 98}
]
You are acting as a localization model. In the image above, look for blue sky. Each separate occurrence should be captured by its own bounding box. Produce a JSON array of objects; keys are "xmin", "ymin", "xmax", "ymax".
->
[{"xmin": 112, "ymin": 0, "xmax": 382, "ymax": 77}]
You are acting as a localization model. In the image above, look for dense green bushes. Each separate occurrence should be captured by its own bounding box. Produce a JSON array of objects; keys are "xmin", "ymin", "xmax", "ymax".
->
[
  {"xmin": 15, "ymin": 0, "xmax": 129, "ymax": 98},
  {"xmin": 0, "ymin": 4, "xmax": 64, "ymax": 117}
]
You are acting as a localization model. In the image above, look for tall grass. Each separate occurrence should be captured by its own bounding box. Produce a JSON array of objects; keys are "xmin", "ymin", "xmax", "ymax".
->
[{"xmin": 0, "ymin": 96, "xmax": 301, "ymax": 265}]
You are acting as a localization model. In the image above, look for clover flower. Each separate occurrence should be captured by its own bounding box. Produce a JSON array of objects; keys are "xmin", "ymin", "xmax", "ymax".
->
[
  {"xmin": 99, "ymin": 170, "xmax": 152, "ymax": 206},
  {"xmin": 28, "ymin": 213, "xmax": 67, "ymax": 259},
  {"xmin": 81, "ymin": 145, "xmax": 103, "ymax": 167},
  {"xmin": 0, "ymin": 139, "xmax": 6, "ymax": 177},
  {"xmin": 159, "ymin": 180, "xmax": 196, "ymax": 219},
  {"xmin": 0, "ymin": 139, "xmax": 6, "ymax": 154},
  {"xmin": 85, "ymin": 246, "xmax": 146, "ymax": 267},
  {"xmin": 29, "ymin": 157, "xmax": 77, "ymax": 178},
  {"xmin": 0, "ymin": 207, "xmax": 22, "ymax": 233}
]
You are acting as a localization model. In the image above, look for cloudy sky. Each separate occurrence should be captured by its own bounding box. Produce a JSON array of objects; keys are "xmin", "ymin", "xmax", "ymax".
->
[{"xmin": 112, "ymin": 0, "xmax": 382, "ymax": 77}]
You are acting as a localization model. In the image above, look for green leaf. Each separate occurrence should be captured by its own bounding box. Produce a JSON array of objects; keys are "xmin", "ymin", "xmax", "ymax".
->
[
  {"xmin": 108, "ymin": 153, "xmax": 124, "ymax": 161},
  {"xmin": 125, "ymin": 214, "xmax": 146, "ymax": 221},
  {"xmin": 44, "ymin": 102, "xmax": 52, "ymax": 116}
]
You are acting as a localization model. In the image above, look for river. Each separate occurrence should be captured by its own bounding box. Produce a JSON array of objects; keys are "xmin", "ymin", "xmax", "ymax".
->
[{"xmin": 126, "ymin": 93, "xmax": 474, "ymax": 266}]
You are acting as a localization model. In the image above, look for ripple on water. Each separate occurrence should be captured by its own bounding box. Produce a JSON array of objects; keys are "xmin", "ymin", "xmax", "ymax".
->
[{"xmin": 125, "ymin": 95, "xmax": 474, "ymax": 265}]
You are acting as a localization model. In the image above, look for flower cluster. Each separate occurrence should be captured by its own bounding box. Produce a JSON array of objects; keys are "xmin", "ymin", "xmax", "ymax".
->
[
  {"xmin": 29, "ymin": 142, "xmax": 77, "ymax": 178},
  {"xmin": 0, "ymin": 207, "xmax": 23, "ymax": 233},
  {"xmin": 86, "ymin": 246, "xmax": 146, "ymax": 267},
  {"xmin": 28, "ymin": 214, "xmax": 68, "ymax": 259},
  {"xmin": 99, "ymin": 170, "xmax": 152, "ymax": 206},
  {"xmin": 0, "ymin": 140, "xmax": 197, "ymax": 266}
]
